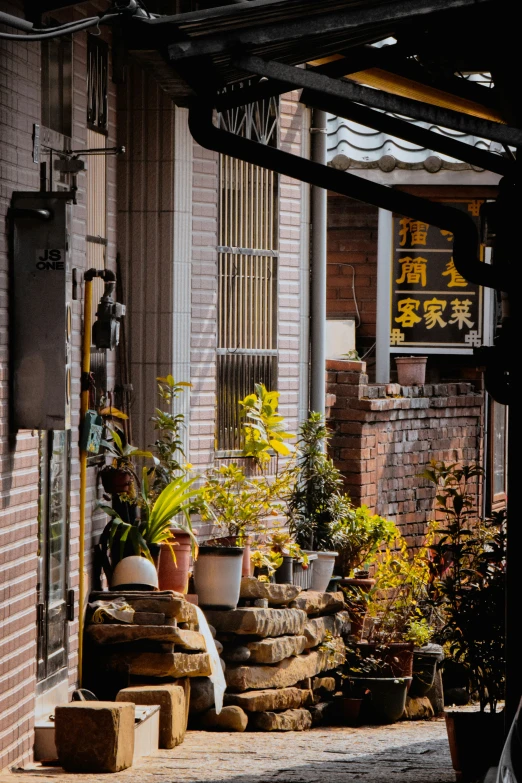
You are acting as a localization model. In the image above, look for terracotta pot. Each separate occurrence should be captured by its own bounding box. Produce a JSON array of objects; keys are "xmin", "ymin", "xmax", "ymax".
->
[
  {"xmin": 100, "ymin": 466, "xmax": 133, "ymax": 495},
  {"xmin": 395, "ymin": 356, "xmax": 427, "ymax": 386},
  {"xmin": 157, "ymin": 529, "xmax": 196, "ymax": 594},
  {"xmin": 445, "ymin": 710, "xmax": 505, "ymax": 782},
  {"xmin": 343, "ymin": 697, "xmax": 363, "ymax": 726}
]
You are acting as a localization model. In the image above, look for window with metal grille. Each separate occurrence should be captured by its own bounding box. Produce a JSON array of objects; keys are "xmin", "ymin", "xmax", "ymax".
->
[
  {"xmin": 216, "ymin": 93, "xmax": 280, "ymax": 454},
  {"xmin": 87, "ymin": 36, "xmax": 108, "ymax": 134},
  {"xmin": 41, "ymin": 32, "xmax": 72, "ymax": 137}
]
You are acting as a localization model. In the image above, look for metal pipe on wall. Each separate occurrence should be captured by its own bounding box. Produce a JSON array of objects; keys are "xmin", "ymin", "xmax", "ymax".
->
[{"xmin": 309, "ymin": 108, "xmax": 327, "ymax": 417}]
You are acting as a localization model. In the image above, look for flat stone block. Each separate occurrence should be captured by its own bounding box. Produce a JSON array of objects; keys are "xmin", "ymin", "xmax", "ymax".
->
[
  {"xmin": 240, "ymin": 577, "xmax": 302, "ymax": 605},
  {"xmin": 116, "ymin": 683, "xmax": 187, "ymax": 749},
  {"xmin": 87, "ymin": 623, "xmax": 206, "ymax": 651},
  {"xmin": 89, "ymin": 590, "xmax": 189, "ymax": 621},
  {"xmin": 200, "ymin": 706, "xmax": 248, "ymax": 732},
  {"xmin": 224, "ymin": 687, "xmax": 311, "ymax": 713},
  {"xmin": 403, "ymin": 696, "xmax": 435, "ymax": 720},
  {"xmin": 225, "ymin": 638, "xmax": 345, "ymax": 691},
  {"xmin": 103, "ymin": 651, "xmax": 211, "ymax": 678},
  {"xmin": 312, "ymin": 676, "xmax": 336, "ymax": 693},
  {"xmin": 246, "ymin": 635, "xmax": 307, "ymax": 664},
  {"xmin": 304, "ymin": 611, "xmax": 351, "ymax": 648},
  {"xmin": 250, "ymin": 708, "xmax": 312, "ymax": 732},
  {"xmin": 289, "ymin": 591, "xmax": 346, "ymax": 616},
  {"xmin": 55, "ymin": 701, "xmax": 134, "ymax": 773},
  {"xmin": 205, "ymin": 607, "xmax": 306, "ymax": 637}
]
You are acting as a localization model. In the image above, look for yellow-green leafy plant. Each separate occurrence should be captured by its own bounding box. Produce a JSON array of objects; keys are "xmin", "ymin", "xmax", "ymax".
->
[{"xmin": 239, "ymin": 384, "xmax": 295, "ymax": 467}]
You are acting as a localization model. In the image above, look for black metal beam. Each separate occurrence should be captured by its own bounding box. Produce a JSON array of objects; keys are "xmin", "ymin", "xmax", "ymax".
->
[
  {"xmin": 165, "ymin": 0, "xmax": 494, "ymax": 62},
  {"xmin": 188, "ymin": 98, "xmax": 506, "ymax": 291},
  {"xmin": 237, "ymin": 55, "xmax": 522, "ymax": 149},
  {"xmin": 301, "ymin": 89, "xmax": 511, "ymax": 177}
]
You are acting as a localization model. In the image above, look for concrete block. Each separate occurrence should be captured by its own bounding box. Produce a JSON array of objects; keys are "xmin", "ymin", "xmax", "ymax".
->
[{"xmin": 117, "ymin": 683, "xmax": 188, "ymax": 749}]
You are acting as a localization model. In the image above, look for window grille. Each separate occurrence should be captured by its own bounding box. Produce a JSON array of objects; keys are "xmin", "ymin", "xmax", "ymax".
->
[
  {"xmin": 216, "ymin": 91, "xmax": 279, "ymax": 454},
  {"xmin": 41, "ymin": 32, "xmax": 72, "ymax": 137},
  {"xmin": 87, "ymin": 36, "xmax": 108, "ymax": 134}
]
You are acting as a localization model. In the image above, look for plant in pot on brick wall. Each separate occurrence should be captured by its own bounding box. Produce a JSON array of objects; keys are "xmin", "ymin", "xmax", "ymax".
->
[{"xmin": 420, "ymin": 461, "xmax": 506, "ymax": 783}]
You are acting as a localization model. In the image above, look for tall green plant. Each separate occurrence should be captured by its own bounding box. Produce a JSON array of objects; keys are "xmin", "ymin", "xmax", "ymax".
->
[
  {"xmin": 151, "ymin": 375, "xmax": 191, "ymax": 493},
  {"xmin": 239, "ymin": 384, "xmax": 295, "ymax": 467},
  {"xmin": 422, "ymin": 461, "xmax": 506, "ymax": 713}
]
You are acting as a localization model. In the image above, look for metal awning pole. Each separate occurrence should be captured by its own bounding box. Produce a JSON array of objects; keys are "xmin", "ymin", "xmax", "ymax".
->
[
  {"xmin": 309, "ymin": 108, "xmax": 327, "ymax": 418},
  {"xmin": 376, "ymin": 208, "xmax": 392, "ymax": 383}
]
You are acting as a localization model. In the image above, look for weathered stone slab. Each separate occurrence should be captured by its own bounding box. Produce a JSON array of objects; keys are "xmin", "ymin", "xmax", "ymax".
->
[
  {"xmin": 304, "ymin": 611, "xmax": 351, "ymax": 649},
  {"xmin": 225, "ymin": 638, "xmax": 345, "ymax": 691},
  {"xmin": 200, "ymin": 706, "xmax": 248, "ymax": 732},
  {"xmin": 116, "ymin": 683, "xmax": 187, "ymax": 749},
  {"xmin": 205, "ymin": 607, "xmax": 306, "ymax": 637},
  {"xmin": 403, "ymin": 696, "xmax": 435, "ymax": 720},
  {"xmin": 312, "ymin": 676, "xmax": 336, "ymax": 693},
  {"xmin": 250, "ymin": 708, "xmax": 312, "ymax": 732},
  {"xmin": 246, "ymin": 635, "xmax": 307, "ymax": 664},
  {"xmin": 89, "ymin": 590, "xmax": 188, "ymax": 620},
  {"xmin": 133, "ymin": 612, "xmax": 169, "ymax": 626},
  {"xmin": 55, "ymin": 702, "xmax": 134, "ymax": 772},
  {"xmin": 189, "ymin": 678, "xmax": 214, "ymax": 714},
  {"xmin": 103, "ymin": 651, "xmax": 211, "ymax": 678},
  {"xmin": 87, "ymin": 624, "xmax": 206, "ymax": 650},
  {"xmin": 290, "ymin": 591, "xmax": 346, "ymax": 616},
  {"xmin": 224, "ymin": 687, "xmax": 311, "ymax": 713},
  {"xmin": 240, "ymin": 577, "xmax": 302, "ymax": 605}
]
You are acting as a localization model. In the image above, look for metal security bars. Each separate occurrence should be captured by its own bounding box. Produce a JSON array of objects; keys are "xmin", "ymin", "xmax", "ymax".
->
[
  {"xmin": 87, "ymin": 35, "xmax": 108, "ymax": 134},
  {"xmin": 216, "ymin": 92, "xmax": 279, "ymax": 453}
]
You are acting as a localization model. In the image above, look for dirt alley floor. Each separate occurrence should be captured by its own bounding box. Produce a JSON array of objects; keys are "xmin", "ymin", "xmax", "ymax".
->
[{"xmin": 0, "ymin": 718, "xmax": 455, "ymax": 783}]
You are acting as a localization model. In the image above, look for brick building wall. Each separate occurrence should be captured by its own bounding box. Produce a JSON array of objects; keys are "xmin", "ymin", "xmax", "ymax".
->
[
  {"xmin": 326, "ymin": 359, "xmax": 483, "ymax": 546},
  {"xmin": 1, "ymin": 2, "xmax": 117, "ymax": 769},
  {"xmin": 327, "ymin": 194, "xmax": 378, "ymax": 354}
]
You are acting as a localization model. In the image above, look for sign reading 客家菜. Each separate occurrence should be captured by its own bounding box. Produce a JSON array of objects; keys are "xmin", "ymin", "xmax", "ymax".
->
[{"xmin": 390, "ymin": 200, "xmax": 484, "ymax": 352}]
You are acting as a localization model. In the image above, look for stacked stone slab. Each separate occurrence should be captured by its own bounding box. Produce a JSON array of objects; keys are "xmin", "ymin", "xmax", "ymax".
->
[
  {"xmin": 194, "ymin": 579, "xmax": 349, "ymax": 731},
  {"xmin": 86, "ymin": 590, "xmax": 212, "ymax": 747}
]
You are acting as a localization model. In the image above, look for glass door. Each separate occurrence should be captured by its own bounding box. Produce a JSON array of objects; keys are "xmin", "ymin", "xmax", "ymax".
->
[{"xmin": 37, "ymin": 430, "xmax": 70, "ymax": 683}]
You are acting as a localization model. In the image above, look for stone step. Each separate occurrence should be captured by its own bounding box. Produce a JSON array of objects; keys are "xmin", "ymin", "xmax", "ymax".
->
[
  {"xmin": 204, "ymin": 607, "xmax": 306, "ymax": 638},
  {"xmin": 200, "ymin": 706, "xmax": 248, "ymax": 732},
  {"xmin": 224, "ymin": 686, "xmax": 311, "ymax": 713},
  {"xmin": 86, "ymin": 624, "xmax": 206, "ymax": 651},
  {"xmin": 245, "ymin": 635, "xmax": 308, "ymax": 664},
  {"xmin": 116, "ymin": 681, "xmax": 189, "ymax": 749},
  {"xmin": 250, "ymin": 708, "xmax": 312, "ymax": 732},
  {"xmin": 225, "ymin": 638, "xmax": 345, "ymax": 691},
  {"xmin": 304, "ymin": 610, "xmax": 351, "ymax": 648},
  {"xmin": 239, "ymin": 578, "xmax": 302, "ymax": 606},
  {"xmin": 100, "ymin": 651, "xmax": 211, "ymax": 679},
  {"xmin": 289, "ymin": 591, "xmax": 346, "ymax": 616}
]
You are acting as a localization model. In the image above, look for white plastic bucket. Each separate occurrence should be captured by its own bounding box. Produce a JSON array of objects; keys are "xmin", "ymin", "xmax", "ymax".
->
[
  {"xmin": 311, "ymin": 551, "xmax": 338, "ymax": 592},
  {"xmin": 193, "ymin": 546, "xmax": 244, "ymax": 610}
]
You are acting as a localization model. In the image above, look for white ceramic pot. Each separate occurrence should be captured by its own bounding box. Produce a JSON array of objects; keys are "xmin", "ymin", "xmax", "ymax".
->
[
  {"xmin": 193, "ymin": 546, "xmax": 244, "ymax": 610},
  {"xmin": 311, "ymin": 551, "xmax": 339, "ymax": 592},
  {"xmin": 111, "ymin": 555, "xmax": 159, "ymax": 590}
]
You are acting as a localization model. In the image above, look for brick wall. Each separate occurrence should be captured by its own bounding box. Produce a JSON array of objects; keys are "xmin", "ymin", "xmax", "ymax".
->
[
  {"xmin": 327, "ymin": 194, "xmax": 378, "ymax": 351},
  {"xmin": 326, "ymin": 359, "xmax": 483, "ymax": 545},
  {"xmin": 1, "ymin": 2, "xmax": 117, "ymax": 769}
]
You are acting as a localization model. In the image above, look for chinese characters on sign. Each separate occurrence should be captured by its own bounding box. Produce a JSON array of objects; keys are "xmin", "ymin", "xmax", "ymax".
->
[{"xmin": 391, "ymin": 201, "xmax": 484, "ymax": 350}]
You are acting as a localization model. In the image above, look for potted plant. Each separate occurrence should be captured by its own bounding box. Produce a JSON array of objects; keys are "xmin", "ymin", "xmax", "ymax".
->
[
  {"xmin": 100, "ymin": 425, "xmax": 156, "ymax": 496},
  {"xmin": 265, "ymin": 532, "xmax": 310, "ymax": 587},
  {"xmin": 394, "ymin": 355, "xmax": 427, "ymax": 386},
  {"xmin": 342, "ymin": 644, "xmax": 411, "ymax": 724},
  {"xmin": 99, "ymin": 470, "xmax": 200, "ymax": 589},
  {"xmin": 421, "ymin": 461, "xmax": 506, "ymax": 782}
]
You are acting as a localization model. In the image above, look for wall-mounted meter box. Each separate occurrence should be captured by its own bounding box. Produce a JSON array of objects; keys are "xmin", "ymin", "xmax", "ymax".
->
[
  {"xmin": 326, "ymin": 319, "xmax": 356, "ymax": 359},
  {"xmin": 11, "ymin": 192, "xmax": 74, "ymax": 430}
]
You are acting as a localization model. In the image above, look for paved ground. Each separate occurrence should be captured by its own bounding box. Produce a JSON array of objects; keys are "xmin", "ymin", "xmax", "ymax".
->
[{"xmin": 2, "ymin": 719, "xmax": 454, "ymax": 783}]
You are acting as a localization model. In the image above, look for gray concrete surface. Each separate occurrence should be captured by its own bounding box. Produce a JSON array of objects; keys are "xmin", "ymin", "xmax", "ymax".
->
[{"xmin": 1, "ymin": 719, "xmax": 454, "ymax": 783}]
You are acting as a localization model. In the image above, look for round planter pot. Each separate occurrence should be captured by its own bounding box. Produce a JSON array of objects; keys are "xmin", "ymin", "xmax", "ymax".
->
[
  {"xmin": 241, "ymin": 540, "xmax": 252, "ymax": 578},
  {"xmin": 157, "ymin": 529, "xmax": 197, "ymax": 594},
  {"xmin": 111, "ymin": 555, "xmax": 159, "ymax": 591},
  {"xmin": 275, "ymin": 555, "xmax": 294, "ymax": 585},
  {"xmin": 193, "ymin": 546, "xmax": 244, "ymax": 610},
  {"xmin": 411, "ymin": 650, "xmax": 441, "ymax": 697},
  {"xmin": 395, "ymin": 356, "xmax": 427, "ymax": 386},
  {"xmin": 353, "ymin": 676, "xmax": 412, "ymax": 724},
  {"xmin": 445, "ymin": 710, "xmax": 505, "ymax": 782},
  {"xmin": 343, "ymin": 697, "xmax": 363, "ymax": 727},
  {"xmin": 311, "ymin": 551, "xmax": 339, "ymax": 592}
]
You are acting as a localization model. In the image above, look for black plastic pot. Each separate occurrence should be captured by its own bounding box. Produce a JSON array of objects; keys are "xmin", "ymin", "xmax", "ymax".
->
[
  {"xmin": 411, "ymin": 650, "xmax": 440, "ymax": 697},
  {"xmin": 445, "ymin": 710, "xmax": 505, "ymax": 782},
  {"xmin": 275, "ymin": 555, "xmax": 294, "ymax": 584},
  {"xmin": 352, "ymin": 676, "xmax": 412, "ymax": 724}
]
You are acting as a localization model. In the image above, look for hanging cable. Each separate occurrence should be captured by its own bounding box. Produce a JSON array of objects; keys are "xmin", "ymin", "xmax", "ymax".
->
[
  {"xmin": 344, "ymin": 263, "xmax": 361, "ymax": 327},
  {"xmin": 0, "ymin": 11, "xmax": 122, "ymax": 40},
  {"xmin": 360, "ymin": 342, "xmax": 376, "ymax": 360}
]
